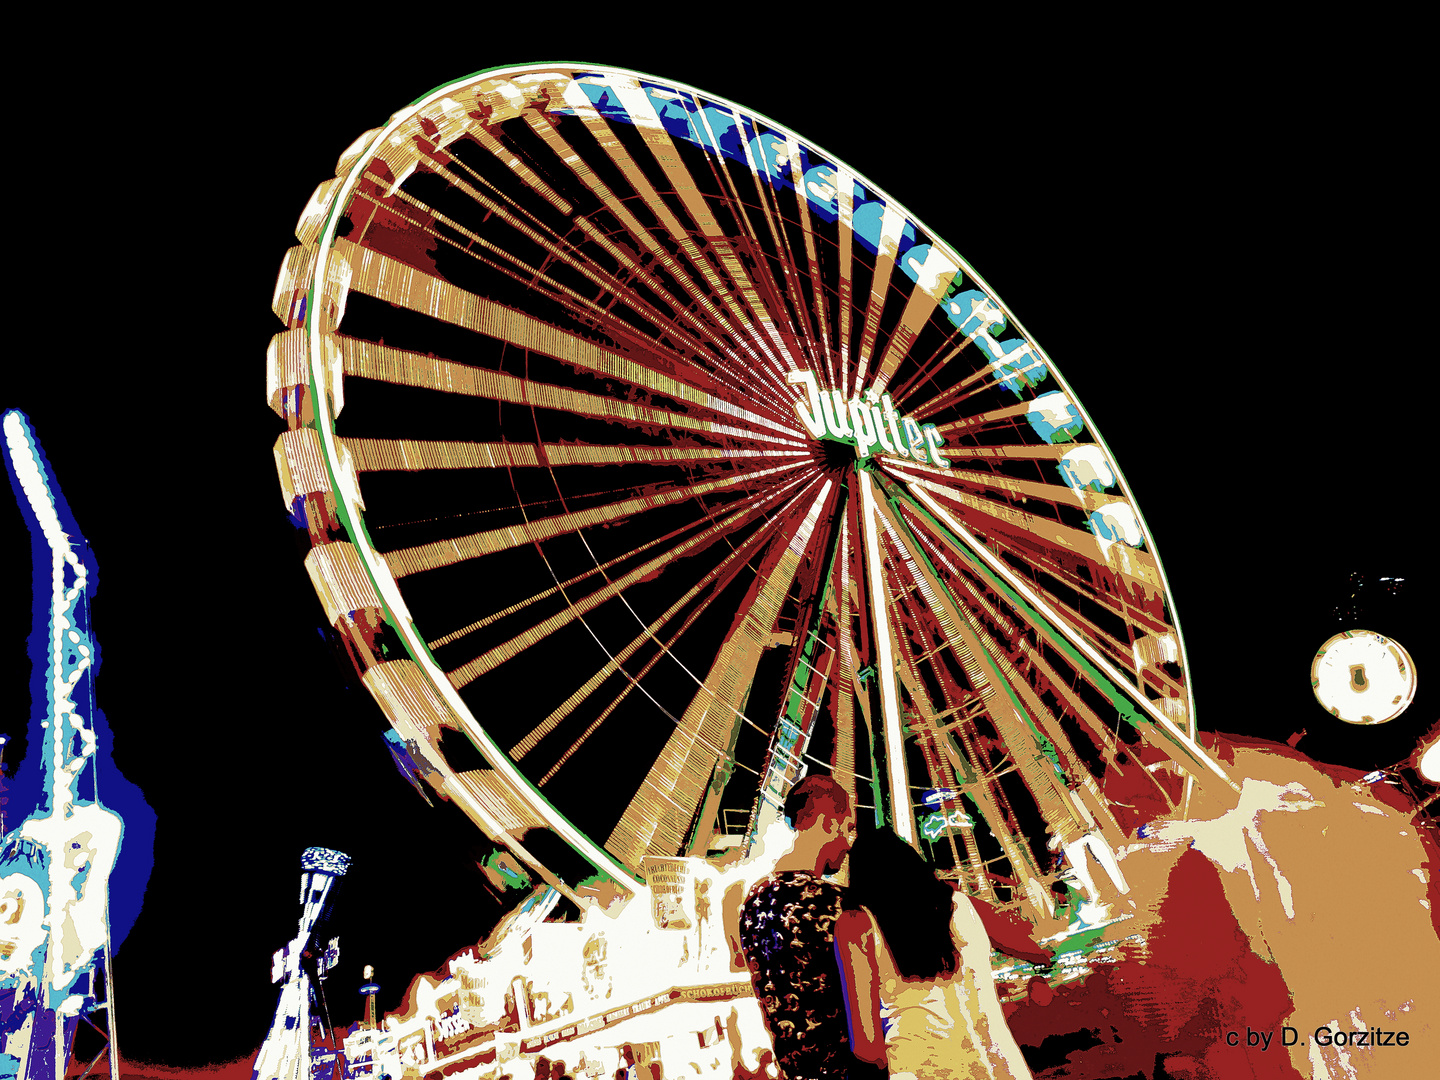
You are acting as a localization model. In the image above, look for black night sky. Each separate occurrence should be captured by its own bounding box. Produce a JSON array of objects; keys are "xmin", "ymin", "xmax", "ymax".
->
[{"xmin": 2, "ymin": 25, "xmax": 1430, "ymax": 1070}]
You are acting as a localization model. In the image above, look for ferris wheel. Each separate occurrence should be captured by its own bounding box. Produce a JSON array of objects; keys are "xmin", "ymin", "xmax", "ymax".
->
[{"xmin": 266, "ymin": 63, "xmax": 1236, "ymax": 919}]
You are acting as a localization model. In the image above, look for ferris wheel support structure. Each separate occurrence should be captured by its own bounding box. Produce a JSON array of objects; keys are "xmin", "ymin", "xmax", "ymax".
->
[{"xmin": 858, "ymin": 468, "xmax": 915, "ymax": 843}]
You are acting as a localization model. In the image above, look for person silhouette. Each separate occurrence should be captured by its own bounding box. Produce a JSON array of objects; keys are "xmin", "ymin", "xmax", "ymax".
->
[
  {"xmin": 835, "ymin": 827, "xmax": 1032, "ymax": 1080},
  {"xmin": 734, "ymin": 776, "xmax": 866, "ymax": 1080}
]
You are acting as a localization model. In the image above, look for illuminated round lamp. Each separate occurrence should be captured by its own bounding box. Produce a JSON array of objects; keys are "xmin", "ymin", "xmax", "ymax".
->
[
  {"xmin": 1311, "ymin": 630, "xmax": 1417, "ymax": 725},
  {"xmin": 1418, "ymin": 737, "xmax": 1440, "ymax": 784}
]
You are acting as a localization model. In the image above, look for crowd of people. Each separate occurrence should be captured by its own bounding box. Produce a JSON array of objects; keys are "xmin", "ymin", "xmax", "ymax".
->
[{"xmin": 727, "ymin": 777, "xmax": 1036, "ymax": 1080}]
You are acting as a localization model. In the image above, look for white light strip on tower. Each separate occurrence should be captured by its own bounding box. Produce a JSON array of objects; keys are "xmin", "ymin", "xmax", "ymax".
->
[
  {"xmin": 4, "ymin": 410, "xmax": 123, "ymax": 1080},
  {"xmin": 858, "ymin": 470, "xmax": 913, "ymax": 843},
  {"xmin": 4, "ymin": 411, "xmax": 71, "ymax": 551}
]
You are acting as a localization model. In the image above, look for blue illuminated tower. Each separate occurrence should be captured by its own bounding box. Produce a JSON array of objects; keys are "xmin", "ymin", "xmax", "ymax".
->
[
  {"xmin": 1, "ymin": 411, "xmax": 127, "ymax": 1080},
  {"xmin": 252, "ymin": 846, "xmax": 350, "ymax": 1080}
]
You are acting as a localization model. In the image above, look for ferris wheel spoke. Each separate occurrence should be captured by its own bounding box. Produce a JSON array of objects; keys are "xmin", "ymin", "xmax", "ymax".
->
[
  {"xmin": 870, "ymin": 528, "xmax": 1052, "ymax": 904},
  {"xmin": 425, "ymin": 487, "xmax": 797, "ymax": 654},
  {"xmin": 561, "ymin": 210, "xmax": 794, "ymax": 409},
  {"xmin": 822, "ymin": 504, "xmax": 863, "ymax": 809},
  {"xmin": 849, "ymin": 191, "xmax": 928, "ymax": 393},
  {"xmin": 884, "ymin": 464, "xmax": 1168, "ymax": 657},
  {"xmin": 885, "ymin": 480, "xmax": 1232, "ymax": 792},
  {"xmin": 778, "ymin": 135, "xmax": 837, "ymax": 376},
  {"xmin": 609, "ymin": 84, "xmax": 822, "ymax": 376},
  {"xmin": 336, "ymin": 242, "xmax": 805, "ymax": 441},
  {"xmin": 904, "ymin": 353, "xmax": 1051, "ymax": 423},
  {"xmin": 525, "ymin": 482, "xmax": 828, "ymax": 788},
  {"xmin": 891, "ymin": 464, "xmax": 1114, "ymax": 563},
  {"xmin": 872, "ymin": 550, "xmax": 1033, "ymax": 893},
  {"xmin": 894, "ymin": 503, "xmax": 1181, "ymax": 821},
  {"xmin": 934, "ymin": 697, "xmax": 1040, "ymax": 901},
  {"xmin": 559, "ymin": 91, "xmax": 797, "ymax": 377},
  {"xmin": 920, "ymin": 443, "xmax": 1083, "ymax": 464},
  {"xmin": 445, "ymin": 472, "xmax": 815, "ymax": 689},
  {"xmin": 877, "ymin": 496, "xmax": 1129, "ymax": 852},
  {"xmin": 929, "ymin": 399, "xmax": 1037, "ymax": 442},
  {"xmin": 885, "ymin": 322, "xmax": 987, "ymax": 410},
  {"xmin": 504, "ymin": 154, "xmax": 793, "ymax": 410},
  {"xmin": 892, "ymin": 295, "xmax": 1048, "ymax": 419},
  {"xmin": 888, "ymin": 455, "xmax": 1122, "ymax": 519},
  {"xmin": 506, "ymin": 472, "xmax": 829, "ymax": 777},
  {"xmin": 344, "ymin": 184, "xmax": 596, "ymax": 323},
  {"xmin": 868, "ymin": 254, "xmax": 961, "ymax": 396},
  {"xmin": 435, "ymin": 476, "xmax": 826, "ymax": 845},
  {"xmin": 888, "ymin": 478, "xmax": 1145, "ymax": 680},
  {"xmin": 368, "ymin": 164, "xmax": 799, "ymax": 423},
  {"xmin": 746, "ymin": 170, "xmax": 817, "ymax": 376},
  {"xmin": 460, "ymin": 123, "xmax": 579, "ymax": 220},
  {"xmin": 829, "ymin": 173, "xmax": 858, "ymax": 397},
  {"xmin": 522, "ymin": 108, "xmax": 795, "ymax": 390},
  {"xmin": 399, "ymin": 143, "xmax": 577, "ymax": 254},
  {"xmin": 723, "ymin": 128, "xmax": 832, "ymax": 380},
  {"xmin": 606, "ymin": 479, "xmax": 837, "ymax": 867},
  {"xmin": 338, "ymin": 335, "xmax": 800, "ymax": 451},
  {"xmin": 343, "ymin": 437, "xmax": 810, "ymax": 473},
  {"xmin": 357, "ymin": 177, "xmax": 599, "ymax": 308},
  {"xmin": 380, "ymin": 459, "xmax": 803, "ymax": 578},
  {"xmin": 856, "ymin": 469, "xmax": 914, "ymax": 838},
  {"xmin": 507, "ymin": 494, "xmax": 799, "ymax": 763},
  {"xmin": 886, "ymin": 463, "xmax": 1177, "ymax": 650},
  {"xmin": 741, "ymin": 480, "xmax": 853, "ymax": 845}
]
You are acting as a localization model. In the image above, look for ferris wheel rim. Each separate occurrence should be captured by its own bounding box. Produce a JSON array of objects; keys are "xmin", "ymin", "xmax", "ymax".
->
[{"xmin": 286, "ymin": 61, "xmax": 1216, "ymax": 903}]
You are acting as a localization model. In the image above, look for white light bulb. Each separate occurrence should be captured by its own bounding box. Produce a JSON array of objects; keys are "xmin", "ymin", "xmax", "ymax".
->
[{"xmin": 1420, "ymin": 741, "xmax": 1440, "ymax": 785}]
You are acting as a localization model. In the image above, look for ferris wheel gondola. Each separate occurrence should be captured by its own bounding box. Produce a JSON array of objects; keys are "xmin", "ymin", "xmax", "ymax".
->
[{"xmin": 267, "ymin": 64, "xmax": 1235, "ymax": 919}]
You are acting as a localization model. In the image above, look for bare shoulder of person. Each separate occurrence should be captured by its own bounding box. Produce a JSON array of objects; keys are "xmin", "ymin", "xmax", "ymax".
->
[{"xmin": 950, "ymin": 890, "xmax": 986, "ymax": 947}]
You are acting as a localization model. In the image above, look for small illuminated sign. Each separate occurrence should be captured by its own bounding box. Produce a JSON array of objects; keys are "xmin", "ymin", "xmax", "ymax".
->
[
  {"xmin": 788, "ymin": 371, "xmax": 950, "ymax": 466},
  {"xmin": 920, "ymin": 808, "xmax": 975, "ymax": 840}
]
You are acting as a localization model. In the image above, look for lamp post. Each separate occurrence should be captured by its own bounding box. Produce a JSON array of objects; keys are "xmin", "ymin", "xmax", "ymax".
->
[
  {"xmin": 360, "ymin": 965, "xmax": 381, "ymax": 1030},
  {"xmin": 0, "ymin": 734, "xmax": 8, "ymax": 834}
]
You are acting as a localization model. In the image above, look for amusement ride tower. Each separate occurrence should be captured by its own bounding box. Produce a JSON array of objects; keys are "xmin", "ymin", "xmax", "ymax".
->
[
  {"xmin": 253, "ymin": 846, "xmax": 351, "ymax": 1080},
  {"xmin": 1, "ymin": 411, "xmax": 125, "ymax": 1080}
]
